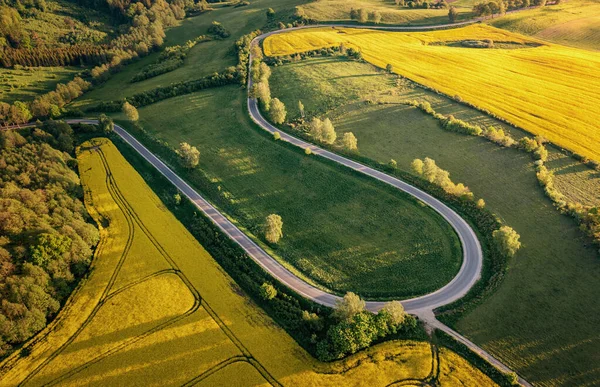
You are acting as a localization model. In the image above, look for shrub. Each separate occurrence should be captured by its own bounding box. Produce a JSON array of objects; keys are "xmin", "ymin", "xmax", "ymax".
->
[
  {"xmin": 493, "ymin": 226, "xmax": 521, "ymax": 258},
  {"xmin": 341, "ymin": 132, "xmax": 358, "ymax": 151},
  {"xmin": 259, "ymin": 283, "xmax": 277, "ymax": 300},
  {"xmin": 273, "ymin": 131, "xmax": 281, "ymax": 140},
  {"xmin": 207, "ymin": 21, "xmax": 230, "ymax": 38}
]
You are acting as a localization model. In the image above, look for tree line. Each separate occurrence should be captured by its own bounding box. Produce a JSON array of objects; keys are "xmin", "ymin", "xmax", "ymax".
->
[
  {"xmin": 131, "ymin": 34, "xmax": 209, "ymax": 82},
  {"xmin": 472, "ymin": 0, "xmax": 548, "ymax": 17},
  {"xmin": 0, "ymin": 121, "xmax": 99, "ymax": 358},
  {"xmin": 0, "ymin": 77, "xmax": 91, "ymax": 126},
  {"xmin": 408, "ymin": 99, "xmax": 600, "ymax": 253}
]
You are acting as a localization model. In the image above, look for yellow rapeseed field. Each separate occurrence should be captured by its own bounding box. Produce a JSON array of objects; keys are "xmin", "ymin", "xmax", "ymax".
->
[
  {"xmin": 0, "ymin": 138, "xmax": 496, "ymax": 386},
  {"xmin": 263, "ymin": 24, "xmax": 600, "ymax": 161}
]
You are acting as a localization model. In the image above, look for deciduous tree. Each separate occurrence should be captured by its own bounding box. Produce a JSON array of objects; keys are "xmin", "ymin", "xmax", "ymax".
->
[
  {"xmin": 333, "ymin": 292, "xmax": 365, "ymax": 321},
  {"xmin": 178, "ymin": 142, "xmax": 200, "ymax": 168},
  {"xmin": 269, "ymin": 98, "xmax": 287, "ymax": 124},
  {"xmin": 264, "ymin": 214, "xmax": 283, "ymax": 243},
  {"xmin": 493, "ymin": 226, "xmax": 521, "ymax": 257},
  {"xmin": 122, "ymin": 101, "xmax": 139, "ymax": 121},
  {"xmin": 341, "ymin": 132, "xmax": 358, "ymax": 151}
]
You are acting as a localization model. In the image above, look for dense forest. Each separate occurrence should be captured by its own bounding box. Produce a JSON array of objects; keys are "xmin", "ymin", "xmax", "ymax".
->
[{"xmin": 0, "ymin": 122, "xmax": 99, "ymax": 358}]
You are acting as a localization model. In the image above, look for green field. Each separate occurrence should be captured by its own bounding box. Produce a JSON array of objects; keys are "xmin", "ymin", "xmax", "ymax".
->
[
  {"xmin": 296, "ymin": 0, "xmax": 474, "ymax": 25},
  {"xmin": 0, "ymin": 67, "xmax": 80, "ymax": 104},
  {"xmin": 71, "ymin": 0, "xmax": 308, "ymax": 110},
  {"xmin": 269, "ymin": 55, "xmax": 600, "ymax": 385},
  {"xmin": 490, "ymin": 0, "xmax": 600, "ymax": 51},
  {"xmin": 111, "ymin": 84, "xmax": 464, "ymax": 299},
  {"xmin": 21, "ymin": 0, "xmax": 113, "ymax": 46},
  {"xmin": 0, "ymin": 138, "xmax": 494, "ymax": 386}
]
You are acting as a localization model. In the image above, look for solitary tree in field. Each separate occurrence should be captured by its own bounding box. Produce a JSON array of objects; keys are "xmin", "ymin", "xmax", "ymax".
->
[
  {"xmin": 448, "ymin": 6, "xmax": 458, "ymax": 23},
  {"xmin": 333, "ymin": 292, "xmax": 365, "ymax": 321},
  {"xmin": 122, "ymin": 101, "xmax": 139, "ymax": 122},
  {"xmin": 476, "ymin": 198, "xmax": 486, "ymax": 209},
  {"xmin": 264, "ymin": 214, "xmax": 283, "ymax": 244},
  {"xmin": 371, "ymin": 11, "xmax": 382, "ymax": 24},
  {"xmin": 266, "ymin": 7, "xmax": 275, "ymax": 18},
  {"xmin": 98, "ymin": 114, "xmax": 114, "ymax": 134},
  {"xmin": 341, "ymin": 132, "xmax": 358, "ymax": 151},
  {"xmin": 309, "ymin": 117, "xmax": 323, "ymax": 140},
  {"xmin": 270, "ymin": 98, "xmax": 287, "ymax": 124},
  {"xmin": 386, "ymin": 63, "xmax": 394, "ymax": 73},
  {"xmin": 358, "ymin": 8, "xmax": 368, "ymax": 23},
  {"xmin": 305, "ymin": 147, "xmax": 312, "ymax": 155},
  {"xmin": 256, "ymin": 81, "xmax": 271, "ymax": 111},
  {"xmin": 389, "ymin": 159, "xmax": 398, "ymax": 169},
  {"xmin": 273, "ymin": 131, "xmax": 281, "ymax": 140},
  {"xmin": 321, "ymin": 118, "xmax": 337, "ymax": 144},
  {"xmin": 493, "ymin": 226, "xmax": 521, "ymax": 257},
  {"xmin": 298, "ymin": 100, "xmax": 305, "ymax": 118},
  {"xmin": 411, "ymin": 158, "xmax": 424, "ymax": 176},
  {"xmin": 178, "ymin": 142, "xmax": 200, "ymax": 169},
  {"xmin": 260, "ymin": 283, "xmax": 277, "ymax": 300}
]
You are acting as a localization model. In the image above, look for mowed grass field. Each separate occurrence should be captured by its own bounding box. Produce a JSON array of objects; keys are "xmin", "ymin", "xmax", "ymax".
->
[
  {"xmin": 268, "ymin": 56, "xmax": 600, "ymax": 385},
  {"xmin": 71, "ymin": 0, "xmax": 308, "ymax": 110},
  {"xmin": 0, "ymin": 67, "xmax": 80, "ymax": 104},
  {"xmin": 263, "ymin": 24, "xmax": 600, "ymax": 161},
  {"xmin": 0, "ymin": 138, "xmax": 496, "ymax": 386},
  {"xmin": 490, "ymin": 0, "xmax": 600, "ymax": 51},
  {"xmin": 113, "ymin": 84, "xmax": 463, "ymax": 299}
]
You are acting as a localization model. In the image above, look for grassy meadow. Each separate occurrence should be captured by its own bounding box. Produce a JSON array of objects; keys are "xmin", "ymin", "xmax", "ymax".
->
[
  {"xmin": 112, "ymin": 84, "xmax": 463, "ymax": 299},
  {"xmin": 268, "ymin": 55, "xmax": 600, "ymax": 385},
  {"xmin": 263, "ymin": 24, "xmax": 600, "ymax": 162},
  {"xmin": 71, "ymin": 0, "xmax": 308, "ymax": 110},
  {"xmin": 490, "ymin": 0, "xmax": 600, "ymax": 51},
  {"xmin": 0, "ymin": 67, "xmax": 80, "ymax": 104},
  {"xmin": 296, "ymin": 0, "xmax": 471, "ymax": 26},
  {"xmin": 0, "ymin": 138, "xmax": 496, "ymax": 386}
]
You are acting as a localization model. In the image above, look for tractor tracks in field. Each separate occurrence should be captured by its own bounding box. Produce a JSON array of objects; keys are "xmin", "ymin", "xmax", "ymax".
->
[{"xmin": 16, "ymin": 144, "xmax": 278, "ymax": 387}]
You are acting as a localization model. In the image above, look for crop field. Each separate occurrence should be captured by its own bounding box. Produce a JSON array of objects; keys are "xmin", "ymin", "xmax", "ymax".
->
[
  {"xmin": 0, "ymin": 138, "xmax": 495, "ymax": 386},
  {"xmin": 269, "ymin": 56, "xmax": 600, "ymax": 207},
  {"xmin": 71, "ymin": 0, "xmax": 308, "ymax": 110},
  {"xmin": 0, "ymin": 67, "xmax": 80, "ymax": 104},
  {"xmin": 112, "ymin": 84, "xmax": 463, "ymax": 300},
  {"xmin": 263, "ymin": 24, "xmax": 600, "ymax": 161},
  {"xmin": 268, "ymin": 55, "xmax": 600, "ymax": 385},
  {"xmin": 490, "ymin": 0, "xmax": 600, "ymax": 51}
]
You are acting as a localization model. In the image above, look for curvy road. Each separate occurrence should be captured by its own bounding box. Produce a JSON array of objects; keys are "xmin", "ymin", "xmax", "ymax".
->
[{"xmin": 57, "ymin": 20, "xmax": 533, "ymax": 385}]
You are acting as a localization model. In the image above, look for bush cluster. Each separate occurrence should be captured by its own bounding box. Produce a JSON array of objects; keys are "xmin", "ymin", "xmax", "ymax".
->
[
  {"xmin": 92, "ymin": 70, "xmax": 238, "ymax": 112},
  {"xmin": 0, "ymin": 77, "xmax": 91, "ymax": 126},
  {"xmin": 130, "ymin": 35, "xmax": 209, "ymax": 82}
]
